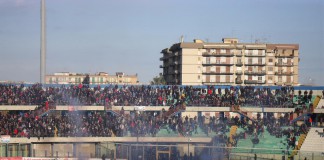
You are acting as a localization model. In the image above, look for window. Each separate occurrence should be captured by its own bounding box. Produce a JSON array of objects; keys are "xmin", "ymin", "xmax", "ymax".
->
[
  {"xmin": 269, "ymin": 59, "xmax": 273, "ymax": 62},
  {"xmin": 198, "ymin": 75, "xmax": 200, "ymax": 79},
  {"xmin": 237, "ymin": 58, "xmax": 242, "ymax": 64},
  {"xmin": 268, "ymin": 67, "xmax": 273, "ymax": 71},
  {"xmin": 258, "ymin": 58, "xmax": 262, "ymax": 64},
  {"xmin": 268, "ymin": 76, "xmax": 273, "ymax": 80},
  {"xmin": 206, "ymin": 57, "xmax": 210, "ymax": 64},
  {"xmin": 258, "ymin": 76, "xmax": 262, "ymax": 81},
  {"xmin": 198, "ymin": 57, "xmax": 201, "ymax": 61},
  {"xmin": 248, "ymin": 58, "xmax": 252, "ymax": 64},
  {"xmin": 278, "ymin": 76, "xmax": 282, "ymax": 82}
]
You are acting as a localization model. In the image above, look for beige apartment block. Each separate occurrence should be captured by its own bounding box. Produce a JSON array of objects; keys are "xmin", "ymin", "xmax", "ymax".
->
[
  {"xmin": 160, "ymin": 38, "xmax": 299, "ymax": 86},
  {"xmin": 45, "ymin": 72, "xmax": 138, "ymax": 85}
]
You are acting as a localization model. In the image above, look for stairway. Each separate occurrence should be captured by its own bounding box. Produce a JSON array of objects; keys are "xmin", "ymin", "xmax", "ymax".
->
[
  {"xmin": 289, "ymin": 134, "xmax": 307, "ymax": 158},
  {"xmin": 316, "ymin": 98, "xmax": 324, "ymax": 109},
  {"xmin": 228, "ymin": 125, "xmax": 238, "ymax": 148},
  {"xmin": 291, "ymin": 128, "xmax": 324, "ymax": 159},
  {"xmin": 290, "ymin": 113, "xmax": 311, "ymax": 124},
  {"xmin": 163, "ymin": 104, "xmax": 186, "ymax": 118},
  {"xmin": 313, "ymin": 96, "xmax": 322, "ymax": 108}
]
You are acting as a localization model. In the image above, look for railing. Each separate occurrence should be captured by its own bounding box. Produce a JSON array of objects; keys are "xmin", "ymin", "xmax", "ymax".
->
[
  {"xmin": 244, "ymin": 52, "xmax": 266, "ymax": 57},
  {"xmin": 236, "ymin": 62, "xmax": 243, "ymax": 66},
  {"xmin": 245, "ymin": 63, "xmax": 266, "ymax": 66},
  {"xmin": 202, "ymin": 62, "xmax": 234, "ymax": 66},
  {"xmin": 202, "ymin": 52, "xmax": 234, "ymax": 56},
  {"xmin": 244, "ymin": 70, "xmax": 266, "ymax": 75},
  {"xmin": 236, "ymin": 70, "xmax": 243, "ymax": 74},
  {"xmin": 2, "ymin": 143, "xmax": 322, "ymax": 160},
  {"xmin": 244, "ymin": 80, "xmax": 267, "ymax": 84},
  {"xmin": 275, "ymin": 71, "xmax": 294, "ymax": 75},
  {"xmin": 275, "ymin": 53, "xmax": 294, "ymax": 57},
  {"xmin": 202, "ymin": 71, "xmax": 234, "ymax": 75},
  {"xmin": 235, "ymin": 80, "xmax": 243, "ymax": 84},
  {"xmin": 275, "ymin": 62, "xmax": 294, "ymax": 66}
]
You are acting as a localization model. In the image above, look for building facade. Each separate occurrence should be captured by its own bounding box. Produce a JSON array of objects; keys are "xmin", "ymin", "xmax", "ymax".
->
[
  {"xmin": 160, "ymin": 38, "xmax": 299, "ymax": 86},
  {"xmin": 45, "ymin": 72, "xmax": 138, "ymax": 85}
]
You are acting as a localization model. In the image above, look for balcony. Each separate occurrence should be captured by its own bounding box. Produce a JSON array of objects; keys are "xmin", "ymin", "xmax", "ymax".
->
[
  {"xmin": 245, "ymin": 63, "xmax": 266, "ymax": 66},
  {"xmin": 244, "ymin": 53, "xmax": 266, "ymax": 57},
  {"xmin": 235, "ymin": 79, "xmax": 243, "ymax": 84},
  {"xmin": 275, "ymin": 62, "xmax": 294, "ymax": 67},
  {"xmin": 275, "ymin": 54, "xmax": 294, "ymax": 58},
  {"xmin": 236, "ymin": 52, "xmax": 243, "ymax": 57},
  {"xmin": 236, "ymin": 71, "xmax": 243, "ymax": 74},
  {"xmin": 275, "ymin": 71, "xmax": 294, "ymax": 75},
  {"xmin": 203, "ymin": 71, "xmax": 234, "ymax": 75},
  {"xmin": 203, "ymin": 82, "xmax": 234, "ymax": 85},
  {"xmin": 159, "ymin": 65, "xmax": 164, "ymax": 68},
  {"xmin": 244, "ymin": 70, "xmax": 266, "ymax": 75},
  {"xmin": 202, "ymin": 62, "xmax": 234, "ymax": 66},
  {"xmin": 202, "ymin": 52, "xmax": 234, "ymax": 57},
  {"xmin": 236, "ymin": 62, "xmax": 243, "ymax": 66},
  {"xmin": 244, "ymin": 80, "xmax": 266, "ymax": 84}
]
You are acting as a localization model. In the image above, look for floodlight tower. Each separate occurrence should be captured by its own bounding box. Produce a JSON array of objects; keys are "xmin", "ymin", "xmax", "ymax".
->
[{"xmin": 40, "ymin": 0, "xmax": 46, "ymax": 84}]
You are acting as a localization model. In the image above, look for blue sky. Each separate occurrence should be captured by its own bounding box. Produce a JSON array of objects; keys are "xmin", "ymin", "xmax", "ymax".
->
[{"xmin": 0, "ymin": 0, "xmax": 323, "ymax": 85}]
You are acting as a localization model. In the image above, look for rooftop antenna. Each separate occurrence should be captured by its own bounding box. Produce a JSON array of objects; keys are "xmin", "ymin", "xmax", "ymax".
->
[
  {"xmin": 180, "ymin": 35, "xmax": 184, "ymax": 43},
  {"xmin": 40, "ymin": 0, "xmax": 46, "ymax": 84}
]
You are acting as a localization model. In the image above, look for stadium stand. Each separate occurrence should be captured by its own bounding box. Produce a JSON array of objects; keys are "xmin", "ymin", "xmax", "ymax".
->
[{"xmin": 0, "ymin": 83, "xmax": 324, "ymax": 159}]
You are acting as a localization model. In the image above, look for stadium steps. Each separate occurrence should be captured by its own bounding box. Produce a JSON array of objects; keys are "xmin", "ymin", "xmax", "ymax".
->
[
  {"xmin": 163, "ymin": 104, "xmax": 186, "ymax": 118},
  {"xmin": 299, "ymin": 128, "xmax": 324, "ymax": 153},
  {"xmin": 233, "ymin": 107, "xmax": 256, "ymax": 123},
  {"xmin": 234, "ymin": 128, "xmax": 289, "ymax": 154},
  {"xmin": 313, "ymin": 96, "xmax": 322, "ymax": 108},
  {"xmin": 106, "ymin": 110, "xmax": 122, "ymax": 116},
  {"xmin": 290, "ymin": 113, "xmax": 311, "ymax": 124},
  {"xmin": 316, "ymin": 98, "xmax": 324, "ymax": 109},
  {"xmin": 39, "ymin": 109, "xmax": 55, "ymax": 117},
  {"xmin": 289, "ymin": 134, "xmax": 306, "ymax": 159},
  {"xmin": 227, "ymin": 125, "xmax": 238, "ymax": 148}
]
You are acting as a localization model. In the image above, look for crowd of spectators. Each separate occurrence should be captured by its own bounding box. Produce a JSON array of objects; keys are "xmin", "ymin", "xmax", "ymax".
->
[{"xmin": 0, "ymin": 84, "xmax": 299, "ymax": 108}]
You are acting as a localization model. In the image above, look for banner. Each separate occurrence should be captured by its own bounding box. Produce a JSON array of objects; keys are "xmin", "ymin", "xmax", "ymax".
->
[
  {"xmin": 134, "ymin": 106, "xmax": 145, "ymax": 111},
  {"xmin": 68, "ymin": 106, "xmax": 75, "ymax": 111},
  {"xmin": 0, "ymin": 157, "xmax": 22, "ymax": 160},
  {"xmin": 0, "ymin": 135, "xmax": 10, "ymax": 143}
]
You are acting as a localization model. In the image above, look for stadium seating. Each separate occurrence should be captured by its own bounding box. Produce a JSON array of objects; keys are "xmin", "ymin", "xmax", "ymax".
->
[{"xmin": 300, "ymin": 128, "xmax": 324, "ymax": 153}]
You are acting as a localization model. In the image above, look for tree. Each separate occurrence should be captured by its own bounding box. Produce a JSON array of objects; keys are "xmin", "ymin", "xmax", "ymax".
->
[{"xmin": 150, "ymin": 75, "xmax": 166, "ymax": 85}]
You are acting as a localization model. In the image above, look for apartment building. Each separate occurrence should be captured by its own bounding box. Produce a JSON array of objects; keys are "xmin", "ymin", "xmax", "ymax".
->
[
  {"xmin": 160, "ymin": 38, "xmax": 299, "ymax": 86},
  {"xmin": 45, "ymin": 72, "xmax": 138, "ymax": 85}
]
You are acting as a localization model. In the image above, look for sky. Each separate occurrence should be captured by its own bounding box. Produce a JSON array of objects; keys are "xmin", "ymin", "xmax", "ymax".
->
[{"xmin": 0, "ymin": 0, "xmax": 323, "ymax": 85}]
